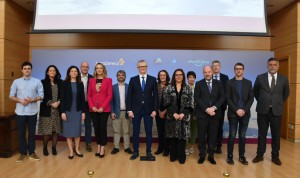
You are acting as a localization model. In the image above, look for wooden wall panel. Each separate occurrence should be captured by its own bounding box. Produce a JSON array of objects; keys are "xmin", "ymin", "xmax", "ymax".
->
[
  {"xmin": 30, "ymin": 33, "xmax": 270, "ymax": 50},
  {"xmin": 4, "ymin": 0, "xmax": 30, "ymax": 45},
  {"xmin": 0, "ymin": 79, "xmax": 14, "ymax": 115},
  {"xmin": 0, "ymin": 39, "xmax": 3, "ymax": 79},
  {"xmin": 269, "ymin": 2, "xmax": 297, "ymax": 50},
  {"xmin": 0, "ymin": 1, "xmax": 4, "ymax": 39}
]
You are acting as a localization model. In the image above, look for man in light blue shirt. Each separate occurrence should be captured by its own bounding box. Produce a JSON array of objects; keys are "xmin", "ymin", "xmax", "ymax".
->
[{"xmin": 9, "ymin": 61, "xmax": 44, "ymax": 163}]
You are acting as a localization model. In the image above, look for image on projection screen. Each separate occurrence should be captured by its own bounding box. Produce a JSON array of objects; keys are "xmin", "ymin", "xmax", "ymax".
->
[{"xmin": 33, "ymin": 0, "xmax": 267, "ymax": 34}]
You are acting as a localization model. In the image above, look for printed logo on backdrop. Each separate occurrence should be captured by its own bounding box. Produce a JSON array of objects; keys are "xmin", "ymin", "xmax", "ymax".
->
[
  {"xmin": 187, "ymin": 59, "xmax": 210, "ymax": 67},
  {"xmin": 96, "ymin": 58, "xmax": 125, "ymax": 66}
]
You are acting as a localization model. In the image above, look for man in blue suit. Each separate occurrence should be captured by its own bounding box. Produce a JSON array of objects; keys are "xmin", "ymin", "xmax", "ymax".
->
[
  {"xmin": 127, "ymin": 60, "xmax": 158, "ymax": 160},
  {"xmin": 110, "ymin": 70, "xmax": 133, "ymax": 155}
]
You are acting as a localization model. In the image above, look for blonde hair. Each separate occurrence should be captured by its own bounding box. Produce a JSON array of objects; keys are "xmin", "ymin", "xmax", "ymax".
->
[{"xmin": 93, "ymin": 63, "xmax": 107, "ymax": 78}]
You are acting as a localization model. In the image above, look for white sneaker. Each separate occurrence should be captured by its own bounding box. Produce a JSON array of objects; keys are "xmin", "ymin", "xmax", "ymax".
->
[
  {"xmin": 189, "ymin": 147, "xmax": 194, "ymax": 154},
  {"xmin": 185, "ymin": 149, "xmax": 190, "ymax": 156}
]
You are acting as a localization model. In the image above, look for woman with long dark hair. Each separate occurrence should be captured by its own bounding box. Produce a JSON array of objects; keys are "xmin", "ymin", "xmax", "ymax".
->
[
  {"xmin": 161, "ymin": 69, "xmax": 194, "ymax": 164},
  {"xmin": 60, "ymin": 66, "xmax": 86, "ymax": 159},
  {"xmin": 38, "ymin": 65, "xmax": 63, "ymax": 156}
]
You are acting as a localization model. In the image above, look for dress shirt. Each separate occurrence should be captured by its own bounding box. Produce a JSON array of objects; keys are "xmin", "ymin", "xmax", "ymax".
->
[
  {"xmin": 9, "ymin": 77, "xmax": 44, "ymax": 115},
  {"xmin": 213, "ymin": 73, "xmax": 220, "ymax": 80},
  {"xmin": 81, "ymin": 74, "xmax": 88, "ymax": 101},
  {"xmin": 268, "ymin": 72, "xmax": 277, "ymax": 88},
  {"xmin": 139, "ymin": 74, "xmax": 147, "ymax": 87},
  {"xmin": 118, "ymin": 83, "xmax": 126, "ymax": 110}
]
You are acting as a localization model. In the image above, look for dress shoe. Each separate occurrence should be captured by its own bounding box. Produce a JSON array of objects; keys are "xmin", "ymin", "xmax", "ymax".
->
[
  {"xmin": 227, "ymin": 155, "xmax": 234, "ymax": 165},
  {"xmin": 239, "ymin": 156, "xmax": 248, "ymax": 165},
  {"xmin": 170, "ymin": 157, "xmax": 177, "ymax": 162},
  {"xmin": 271, "ymin": 157, "xmax": 282, "ymax": 166},
  {"xmin": 68, "ymin": 155, "xmax": 74, "ymax": 159},
  {"xmin": 154, "ymin": 149, "xmax": 163, "ymax": 155},
  {"xmin": 75, "ymin": 151, "xmax": 83, "ymax": 157},
  {"xmin": 208, "ymin": 157, "xmax": 217, "ymax": 165},
  {"xmin": 163, "ymin": 151, "xmax": 169, "ymax": 157},
  {"xmin": 252, "ymin": 156, "xmax": 264, "ymax": 163},
  {"xmin": 125, "ymin": 148, "xmax": 133, "ymax": 154},
  {"xmin": 198, "ymin": 157, "xmax": 205, "ymax": 164},
  {"xmin": 130, "ymin": 152, "xmax": 139, "ymax": 160},
  {"xmin": 52, "ymin": 147, "xmax": 57, "ymax": 155},
  {"xmin": 95, "ymin": 152, "xmax": 100, "ymax": 157},
  {"xmin": 99, "ymin": 151, "xmax": 105, "ymax": 158},
  {"xmin": 111, "ymin": 148, "xmax": 119, "ymax": 154},
  {"xmin": 43, "ymin": 147, "xmax": 49, "ymax": 156},
  {"xmin": 215, "ymin": 147, "xmax": 222, "ymax": 154},
  {"xmin": 86, "ymin": 143, "xmax": 92, "ymax": 152},
  {"xmin": 146, "ymin": 152, "xmax": 155, "ymax": 161}
]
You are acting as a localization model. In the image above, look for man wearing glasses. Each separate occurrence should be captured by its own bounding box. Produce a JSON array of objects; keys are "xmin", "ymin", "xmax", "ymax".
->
[{"xmin": 127, "ymin": 60, "xmax": 158, "ymax": 160}]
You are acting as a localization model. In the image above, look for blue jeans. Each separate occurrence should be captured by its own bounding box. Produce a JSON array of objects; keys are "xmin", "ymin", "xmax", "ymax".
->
[
  {"xmin": 227, "ymin": 115, "xmax": 250, "ymax": 156},
  {"xmin": 84, "ymin": 102, "xmax": 92, "ymax": 144},
  {"xmin": 16, "ymin": 114, "xmax": 37, "ymax": 155}
]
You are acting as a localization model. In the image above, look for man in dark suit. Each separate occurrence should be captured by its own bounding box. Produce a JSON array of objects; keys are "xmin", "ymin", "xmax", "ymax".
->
[
  {"xmin": 127, "ymin": 60, "xmax": 158, "ymax": 160},
  {"xmin": 110, "ymin": 70, "xmax": 133, "ymax": 155},
  {"xmin": 80, "ymin": 61, "xmax": 94, "ymax": 152},
  {"xmin": 252, "ymin": 58, "xmax": 290, "ymax": 166},
  {"xmin": 226, "ymin": 63, "xmax": 254, "ymax": 165},
  {"xmin": 212, "ymin": 60, "xmax": 229, "ymax": 154},
  {"xmin": 194, "ymin": 65, "xmax": 225, "ymax": 165}
]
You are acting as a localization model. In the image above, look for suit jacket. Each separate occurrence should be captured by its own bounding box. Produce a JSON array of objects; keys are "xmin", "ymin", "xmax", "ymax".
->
[
  {"xmin": 253, "ymin": 72, "xmax": 290, "ymax": 116},
  {"xmin": 60, "ymin": 81, "xmax": 86, "ymax": 113},
  {"xmin": 40, "ymin": 79, "xmax": 63, "ymax": 117},
  {"xmin": 126, "ymin": 74, "xmax": 158, "ymax": 115},
  {"xmin": 217, "ymin": 73, "xmax": 229, "ymax": 110},
  {"xmin": 87, "ymin": 78, "xmax": 112, "ymax": 112},
  {"xmin": 226, "ymin": 78, "xmax": 254, "ymax": 118},
  {"xmin": 194, "ymin": 79, "xmax": 225, "ymax": 119},
  {"xmin": 111, "ymin": 83, "xmax": 129, "ymax": 119}
]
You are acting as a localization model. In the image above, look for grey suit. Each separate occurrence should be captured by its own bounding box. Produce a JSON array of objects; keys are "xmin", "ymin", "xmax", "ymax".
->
[{"xmin": 253, "ymin": 72, "xmax": 289, "ymax": 158}]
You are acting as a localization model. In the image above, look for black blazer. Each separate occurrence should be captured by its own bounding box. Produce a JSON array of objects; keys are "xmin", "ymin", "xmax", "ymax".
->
[
  {"xmin": 218, "ymin": 73, "xmax": 229, "ymax": 110},
  {"xmin": 126, "ymin": 75, "xmax": 158, "ymax": 115},
  {"xmin": 253, "ymin": 73, "xmax": 290, "ymax": 116},
  {"xmin": 60, "ymin": 81, "xmax": 86, "ymax": 113},
  {"xmin": 226, "ymin": 78, "xmax": 254, "ymax": 118},
  {"xmin": 194, "ymin": 79, "xmax": 225, "ymax": 119},
  {"xmin": 39, "ymin": 79, "xmax": 63, "ymax": 117}
]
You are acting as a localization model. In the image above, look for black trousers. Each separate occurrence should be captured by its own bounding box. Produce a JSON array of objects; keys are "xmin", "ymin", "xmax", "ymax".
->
[
  {"xmin": 91, "ymin": 112, "xmax": 110, "ymax": 146},
  {"xmin": 257, "ymin": 108, "xmax": 282, "ymax": 158},
  {"xmin": 216, "ymin": 110, "xmax": 225, "ymax": 149},
  {"xmin": 197, "ymin": 117, "xmax": 219, "ymax": 158},
  {"xmin": 170, "ymin": 138, "xmax": 186, "ymax": 163},
  {"xmin": 155, "ymin": 116, "xmax": 169, "ymax": 153}
]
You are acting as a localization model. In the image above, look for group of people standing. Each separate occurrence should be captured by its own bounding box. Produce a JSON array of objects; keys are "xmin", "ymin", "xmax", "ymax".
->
[{"xmin": 10, "ymin": 57, "xmax": 289, "ymax": 167}]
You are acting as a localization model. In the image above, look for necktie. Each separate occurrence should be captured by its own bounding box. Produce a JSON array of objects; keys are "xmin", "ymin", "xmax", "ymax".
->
[
  {"xmin": 271, "ymin": 75, "xmax": 275, "ymax": 91},
  {"xmin": 214, "ymin": 75, "xmax": 218, "ymax": 80},
  {"xmin": 207, "ymin": 81, "xmax": 212, "ymax": 93},
  {"xmin": 142, "ymin": 76, "xmax": 145, "ymax": 92}
]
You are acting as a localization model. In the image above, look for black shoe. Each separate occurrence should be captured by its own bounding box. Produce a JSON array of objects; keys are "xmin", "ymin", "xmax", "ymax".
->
[
  {"xmin": 271, "ymin": 157, "xmax": 282, "ymax": 166},
  {"xmin": 208, "ymin": 157, "xmax": 217, "ymax": 165},
  {"xmin": 68, "ymin": 155, "xmax": 74, "ymax": 159},
  {"xmin": 252, "ymin": 156, "xmax": 264, "ymax": 163},
  {"xmin": 125, "ymin": 148, "xmax": 133, "ymax": 154},
  {"xmin": 130, "ymin": 152, "xmax": 139, "ymax": 160},
  {"xmin": 227, "ymin": 155, "xmax": 234, "ymax": 165},
  {"xmin": 111, "ymin": 148, "xmax": 119, "ymax": 154},
  {"xmin": 99, "ymin": 150, "xmax": 105, "ymax": 158},
  {"xmin": 215, "ymin": 147, "xmax": 222, "ymax": 154},
  {"xmin": 146, "ymin": 152, "xmax": 155, "ymax": 161},
  {"xmin": 86, "ymin": 143, "xmax": 92, "ymax": 152},
  {"xmin": 43, "ymin": 147, "xmax": 49, "ymax": 156},
  {"xmin": 52, "ymin": 147, "xmax": 57, "ymax": 155},
  {"xmin": 198, "ymin": 157, "xmax": 205, "ymax": 164},
  {"xmin": 95, "ymin": 152, "xmax": 100, "ymax": 157},
  {"xmin": 170, "ymin": 157, "xmax": 177, "ymax": 162},
  {"xmin": 75, "ymin": 151, "xmax": 83, "ymax": 157},
  {"xmin": 163, "ymin": 151, "xmax": 169, "ymax": 157},
  {"xmin": 239, "ymin": 156, "xmax": 248, "ymax": 165},
  {"xmin": 154, "ymin": 149, "xmax": 163, "ymax": 155}
]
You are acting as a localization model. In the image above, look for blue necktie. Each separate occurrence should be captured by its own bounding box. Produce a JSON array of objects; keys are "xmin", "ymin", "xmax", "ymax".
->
[
  {"xmin": 142, "ymin": 76, "xmax": 145, "ymax": 92},
  {"xmin": 207, "ymin": 81, "xmax": 212, "ymax": 93},
  {"xmin": 214, "ymin": 75, "xmax": 218, "ymax": 80}
]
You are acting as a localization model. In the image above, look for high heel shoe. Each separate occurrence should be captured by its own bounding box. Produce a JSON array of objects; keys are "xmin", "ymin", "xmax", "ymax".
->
[
  {"xmin": 52, "ymin": 146, "xmax": 57, "ymax": 155},
  {"xmin": 75, "ymin": 151, "xmax": 83, "ymax": 157},
  {"xmin": 43, "ymin": 147, "xmax": 49, "ymax": 156},
  {"xmin": 68, "ymin": 155, "xmax": 74, "ymax": 159},
  {"xmin": 95, "ymin": 152, "xmax": 100, "ymax": 157},
  {"xmin": 99, "ymin": 150, "xmax": 105, "ymax": 158}
]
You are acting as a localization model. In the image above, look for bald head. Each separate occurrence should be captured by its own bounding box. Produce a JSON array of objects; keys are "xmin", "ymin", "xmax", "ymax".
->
[
  {"xmin": 80, "ymin": 61, "xmax": 90, "ymax": 75},
  {"xmin": 203, "ymin": 65, "xmax": 213, "ymax": 80}
]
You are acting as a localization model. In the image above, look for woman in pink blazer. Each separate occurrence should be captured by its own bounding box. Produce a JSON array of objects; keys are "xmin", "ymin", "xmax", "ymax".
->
[{"xmin": 88, "ymin": 63, "xmax": 112, "ymax": 158}]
